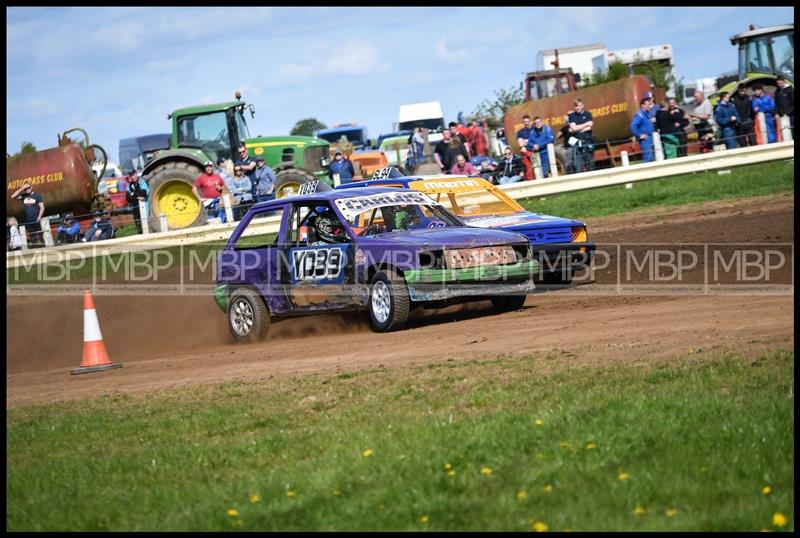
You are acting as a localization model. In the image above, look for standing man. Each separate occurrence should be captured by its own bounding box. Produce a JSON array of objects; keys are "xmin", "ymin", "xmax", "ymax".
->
[
  {"xmin": 774, "ymin": 75, "xmax": 794, "ymax": 130},
  {"xmin": 125, "ymin": 169, "xmax": 149, "ymax": 234},
  {"xmin": 192, "ymin": 160, "xmax": 227, "ymax": 222},
  {"xmin": 434, "ymin": 129, "xmax": 469, "ymax": 174},
  {"xmin": 516, "ymin": 115, "xmax": 534, "ymax": 180},
  {"xmin": 731, "ymin": 84, "xmax": 756, "ymax": 147},
  {"xmin": 253, "ymin": 156, "xmax": 278, "ymax": 202},
  {"xmin": 567, "ymin": 98, "xmax": 595, "ymax": 173},
  {"xmin": 234, "ymin": 144, "xmax": 257, "ymax": 187},
  {"xmin": 751, "ymin": 84, "xmax": 777, "ymax": 143},
  {"xmin": 714, "ymin": 92, "xmax": 739, "ymax": 150},
  {"xmin": 659, "ymin": 97, "xmax": 690, "ymax": 157},
  {"xmin": 689, "ymin": 90, "xmax": 715, "ymax": 152},
  {"xmin": 631, "ymin": 98, "xmax": 655, "ymax": 162},
  {"xmin": 526, "ymin": 116, "xmax": 555, "ymax": 178},
  {"xmin": 10, "ymin": 181, "xmax": 45, "ymax": 247},
  {"xmin": 328, "ymin": 151, "xmax": 355, "ymax": 185}
]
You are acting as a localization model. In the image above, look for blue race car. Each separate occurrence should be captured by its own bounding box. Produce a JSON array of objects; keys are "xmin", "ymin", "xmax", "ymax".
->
[
  {"xmin": 337, "ymin": 172, "xmax": 595, "ymax": 287},
  {"xmin": 215, "ymin": 187, "xmax": 540, "ymax": 342}
]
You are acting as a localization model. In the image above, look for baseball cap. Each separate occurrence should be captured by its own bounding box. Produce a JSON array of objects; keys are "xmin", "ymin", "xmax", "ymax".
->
[
  {"xmin": 203, "ymin": 160, "xmax": 214, "ymax": 166},
  {"xmin": 643, "ymin": 91, "xmax": 654, "ymax": 99},
  {"xmin": 216, "ymin": 157, "xmax": 226, "ymax": 164},
  {"xmin": 256, "ymin": 156, "xmax": 265, "ymax": 162}
]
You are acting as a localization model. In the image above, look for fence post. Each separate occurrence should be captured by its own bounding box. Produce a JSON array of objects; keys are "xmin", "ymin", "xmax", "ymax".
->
[
  {"xmin": 19, "ymin": 225, "xmax": 28, "ymax": 250},
  {"xmin": 138, "ymin": 200, "xmax": 150, "ymax": 234},
  {"xmin": 40, "ymin": 217, "xmax": 54, "ymax": 247},
  {"xmin": 159, "ymin": 213, "xmax": 168, "ymax": 232},
  {"xmin": 532, "ymin": 152, "xmax": 543, "ymax": 179},
  {"xmin": 780, "ymin": 115, "xmax": 793, "ymax": 142},
  {"xmin": 620, "ymin": 151, "xmax": 633, "ymax": 189},
  {"xmin": 546, "ymin": 143, "xmax": 558, "ymax": 177},
  {"xmin": 756, "ymin": 112, "xmax": 768, "ymax": 145},
  {"xmin": 652, "ymin": 132, "xmax": 664, "ymax": 161},
  {"xmin": 222, "ymin": 193, "xmax": 234, "ymax": 223}
]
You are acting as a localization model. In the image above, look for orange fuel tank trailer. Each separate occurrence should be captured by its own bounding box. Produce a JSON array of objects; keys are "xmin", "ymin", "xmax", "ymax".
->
[{"xmin": 6, "ymin": 128, "xmax": 107, "ymax": 222}]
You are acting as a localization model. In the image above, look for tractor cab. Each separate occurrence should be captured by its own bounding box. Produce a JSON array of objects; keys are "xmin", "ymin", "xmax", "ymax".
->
[
  {"xmin": 170, "ymin": 100, "xmax": 255, "ymax": 164},
  {"xmin": 523, "ymin": 68, "xmax": 578, "ymax": 101},
  {"xmin": 732, "ymin": 23, "xmax": 794, "ymax": 84}
]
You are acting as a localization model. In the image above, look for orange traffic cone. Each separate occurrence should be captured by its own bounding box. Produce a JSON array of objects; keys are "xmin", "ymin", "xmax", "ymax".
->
[{"xmin": 70, "ymin": 290, "xmax": 123, "ymax": 375}]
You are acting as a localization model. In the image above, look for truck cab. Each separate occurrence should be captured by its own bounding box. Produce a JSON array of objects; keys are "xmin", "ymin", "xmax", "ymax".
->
[
  {"xmin": 732, "ymin": 23, "xmax": 794, "ymax": 84},
  {"xmin": 523, "ymin": 68, "xmax": 578, "ymax": 101},
  {"xmin": 315, "ymin": 124, "xmax": 370, "ymax": 151}
]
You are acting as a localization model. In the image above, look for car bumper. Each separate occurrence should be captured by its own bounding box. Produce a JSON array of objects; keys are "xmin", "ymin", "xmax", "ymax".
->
[
  {"xmin": 404, "ymin": 259, "xmax": 539, "ymax": 302},
  {"xmin": 534, "ymin": 241, "xmax": 595, "ymax": 273}
]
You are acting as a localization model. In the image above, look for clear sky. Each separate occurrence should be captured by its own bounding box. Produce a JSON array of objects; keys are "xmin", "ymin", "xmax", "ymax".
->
[{"xmin": 6, "ymin": 6, "xmax": 794, "ymax": 163}]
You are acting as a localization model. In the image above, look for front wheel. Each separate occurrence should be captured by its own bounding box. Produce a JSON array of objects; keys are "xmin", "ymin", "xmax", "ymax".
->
[
  {"xmin": 490, "ymin": 295, "xmax": 526, "ymax": 312},
  {"xmin": 368, "ymin": 270, "xmax": 410, "ymax": 332},
  {"xmin": 227, "ymin": 287, "xmax": 270, "ymax": 343}
]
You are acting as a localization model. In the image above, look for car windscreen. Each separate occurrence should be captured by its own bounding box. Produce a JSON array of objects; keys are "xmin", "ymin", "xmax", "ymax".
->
[
  {"xmin": 408, "ymin": 179, "xmax": 525, "ymax": 218},
  {"xmin": 334, "ymin": 192, "xmax": 462, "ymax": 236}
]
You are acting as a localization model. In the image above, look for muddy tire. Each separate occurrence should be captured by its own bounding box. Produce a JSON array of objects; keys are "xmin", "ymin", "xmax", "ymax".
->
[
  {"xmin": 273, "ymin": 169, "xmax": 332, "ymax": 199},
  {"xmin": 368, "ymin": 270, "xmax": 410, "ymax": 332},
  {"xmin": 147, "ymin": 162, "xmax": 207, "ymax": 232},
  {"xmin": 227, "ymin": 287, "xmax": 270, "ymax": 344},
  {"xmin": 490, "ymin": 295, "xmax": 526, "ymax": 312}
]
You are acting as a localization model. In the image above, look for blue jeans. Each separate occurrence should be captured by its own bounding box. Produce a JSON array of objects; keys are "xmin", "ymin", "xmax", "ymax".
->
[
  {"xmin": 205, "ymin": 198, "xmax": 226, "ymax": 223},
  {"xmin": 640, "ymin": 138, "xmax": 654, "ymax": 162},
  {"xmin": 721, "ymin": 126, "xmax": 739, "ymax": 150},
  {"xmin": 498, "ymin": 175, "xmax": 522, "ymax": 185},
  {"xmin": 255, "ymin": 194, "xmax": 275, "ymax": 203}
]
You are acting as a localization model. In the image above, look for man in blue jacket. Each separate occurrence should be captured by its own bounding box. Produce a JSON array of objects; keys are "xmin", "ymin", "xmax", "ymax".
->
[
  {"xmin": 751, "ymin": 84, "xmax": 777, "ymax": 143},
  {"xmin": 630, "ymin": 98, "xmax": 655, "ymax": 162},
  {"xmin": 526, "ymin": 116, "xmax": 555, "ymax": 178},
  {"xmin": 328, "ymin": 151, "xmax": 355, "ymax": 185},
  {"xmin": 714, "ymin": 91, "xmax": 739, "ymax": 149}
]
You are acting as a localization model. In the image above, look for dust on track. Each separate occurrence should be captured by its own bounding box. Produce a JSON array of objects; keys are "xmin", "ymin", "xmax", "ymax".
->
[{"xmin": 6, "ymin": 194, "xmax": 794, "ymax": 408}]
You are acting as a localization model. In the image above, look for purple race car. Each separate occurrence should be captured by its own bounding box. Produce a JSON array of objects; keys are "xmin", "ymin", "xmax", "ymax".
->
[{"xmin": 214, "ymin": 187, "xmax": 540, "ymax": 342}]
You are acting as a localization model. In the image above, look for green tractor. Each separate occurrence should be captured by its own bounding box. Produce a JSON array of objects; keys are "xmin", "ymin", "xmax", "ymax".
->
[
  {"xmin": 711, "ymin": 23, "xmax": 794, "ymax": 105},
  {"xmin": 143, "ymin": 93, "xmax": 331, "ymax": 231}
]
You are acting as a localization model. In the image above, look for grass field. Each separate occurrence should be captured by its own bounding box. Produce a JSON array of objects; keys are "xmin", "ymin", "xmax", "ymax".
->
[
  {"xmin": 7, "ymin": 350, "xmax": 794, "ymax": 531},
  {"xmin": 519, "ymin": 159, "xmax": 794, "ymax": 220}
]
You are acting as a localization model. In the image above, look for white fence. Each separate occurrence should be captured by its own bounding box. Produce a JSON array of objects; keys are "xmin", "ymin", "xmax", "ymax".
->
[{"xmin": 6, "ymin": 140, "xmax": 794, "ymax": 270}]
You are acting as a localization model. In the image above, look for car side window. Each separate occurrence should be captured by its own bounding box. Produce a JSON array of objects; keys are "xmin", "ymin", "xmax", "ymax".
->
[
  {"xmin": 233, "ymin": 207, "xmax": 284, "ymax": 249},
  {"xmin": 289, "ymin": 201, "xmax": 350, "ymax": 246}
]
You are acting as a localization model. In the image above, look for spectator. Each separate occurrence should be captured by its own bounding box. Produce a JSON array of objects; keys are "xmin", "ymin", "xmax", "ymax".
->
[
  {"xmin": 434, "ymin": 129, "xmax": 469, "ymax": 173},
  {"xmin": 468, "ymin": 119, "xmax": 489, "ymax": 157},
  {"xmin": 655, "ymin": 98, "xmax": 688, "ymax": 159},
  {"xmin": 732, "ymin": 84, "xmax": 756, "ymax": 147},
  {"xmin": 558, "ymin": 124, "xmax": 575, "ymax": 174},
  {"xmin": 689, "ymin": 90, "xmax": 715, "ymax": 152},
  {"xmin": 495, "ymin": 147, "xmax": 524, "ymax": 185},
  {"xmin": 253, "ymin": 156, "xmax": 278, "ymax": 203},
  {"xmin": 567, "ymin": 98, "xmax": 595, "ymax": 172},
  {"xmin": 82, "ymin": 211, "xmax": 114, "ymax": 242},
  {"xmin": 449, "ymin": 121, "xmax": 472, "ymax": 157},
  {"xmin": 125, "ymin": 170, "xmax": 149, "ymax": 234},
  {"xmin": 234, "ymin": 144, "xmax": 257, "ymax": 186},
  {"xmin": 55, "ymin": 212, "xmax": 81, "ymax": 244},
  {"xmin": 450, "ymin": 154, "xmax": 478, "ymax": 176},
  {"xmin": 228, "ymin": 165, "xmax": 253, "ymax": 220},
  {"xmin": 7, "ymin": 216, "xmax": 22, "ymax": 251},
  {"xmin": 644, "ymin": 90, "xmax": 661, "ymax": 120},
  {"xmin": 774, "ymin": 75, "xmax": 794, "ymax": 130},
  {"xmin": 631, "ymin": 98, "xmax": 655, "ymax": 162},
  {"xmin": 663, "ymin": 97, "xmax": 690, "ymax": 156},
  {"xmin": 516, "ymin": 115, "xmax": 534, "ymax": 180},
  {"xmin": 751, "ymin": 84, "xmax": 777, "ymax": 143},
  {"xmin": 526, "ymin": 116, "xmax": 555, "ymax": 178},
  {"xmin": 193, "ymin": 160, "xmax": 227, "ymax": 222},
  {"xmin": 328, "ymin": 151, "xmax": 355, "ymax": 185},
  {"xmin": 472, "ymin": 155, "xmax": 497, "ymax": 182},
  {"xmin": 714, "ymin": 91, "xmax": 739, "ymax": 150},
  {"xmin": 217, "ymin": 157, "xmax": 233, "ymax": 187},
  {"xmin": 9, "ymin": 181, "xmax": 45, "ymax": 247},
  {"xmin": 406, "ymin": 127, "xmax": 427, "ymax": 170}
]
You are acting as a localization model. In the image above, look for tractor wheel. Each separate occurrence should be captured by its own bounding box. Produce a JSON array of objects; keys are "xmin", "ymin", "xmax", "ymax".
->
[
  {"xmin": 273, "ymin": 169, "xmax": 332, "ymax": 199},
  {"xmin": 147, "ymin": 162, "xmax": 207, "ymax": 232}
]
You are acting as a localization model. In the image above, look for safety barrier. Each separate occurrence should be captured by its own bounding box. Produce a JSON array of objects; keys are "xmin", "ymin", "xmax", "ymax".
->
[{"xmin": 6, "ymin": 139, "xmax": 794, "ymax": 270}]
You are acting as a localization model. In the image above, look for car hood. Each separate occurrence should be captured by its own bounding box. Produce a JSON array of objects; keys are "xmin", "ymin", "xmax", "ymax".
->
[
  {"xmin": 463, "ymin": 211, "xmax": 584, "ymax": 230},
  {"xmin": 367, "ymin": 227, "xmax": 528, "ymax": 249}
]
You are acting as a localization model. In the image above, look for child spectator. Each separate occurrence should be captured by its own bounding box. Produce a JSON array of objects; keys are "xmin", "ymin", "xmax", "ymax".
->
[
  {"xmin": 7, "ymin": 216, "xmax": 22, "ymax": 251},
  {"xmin": 55, "ymin": 213, "xmax": 82, "ymax": 243}
]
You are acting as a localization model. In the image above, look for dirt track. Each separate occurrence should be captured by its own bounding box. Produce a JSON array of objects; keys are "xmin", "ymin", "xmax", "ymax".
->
[{"xmin": 6, "ymin": 193, "xmax": 794, "ymax": 408}]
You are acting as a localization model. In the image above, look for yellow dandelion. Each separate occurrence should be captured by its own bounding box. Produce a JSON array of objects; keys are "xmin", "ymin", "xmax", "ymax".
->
[
  {"xmin": 516, "ymin": 490, "xmax": 528, "ymax": 500},
  {"xmin": 585, "ymin": 442, "xmax": 597, "ymax": 450},
  {"xmin": 531, "ymin": 520, "xmax": 549, "ymax": 532},
  {"xmin": 762, "ymin": 486, "xmax": 772, "ymax": 495},
  {"xmin": 420, "ymin": 515, "xmax": 429, "ymax": 524},
  {"xmin": 633, "ymin": 505, "xmax": 646, "ymax": 515},
  {"xmin": 362, "ymin": 448, "xmax": 374, "ymax": 458},
  {"xmin": 286, "ymin": 490, "xmax": 297, "ymax": 498},
  {"xmin": 543, "ymin": 484, "xmax": 553, "ymax": 493},
  {"xmin": 447, "ymin": 469, "xmax": 456, "ymax": 477},
  {"xmin": 772, "ymin": 512, "xmax": 787, "ymax": 527},
  {"xmin": 332, "ymin": 490, "xmax": 342, "ymax": 496},
  {"xmin": 444, "ymin": 463, "xmax": 453, "ymax": 471},
  {"xmin": 665, "ymin": 508, "xmax": 679, "ymax": 517},
  {"xmin": 535, "ymin": 418, "xmax": 544, "ymax": 426},
  {"xmin": 398, "ymin": 454, "xmax": 406, "ymax": 460},
  {"xmin": 249, "ymin": 494, "xmax": 261, "ymax": 504},
  {"xmin": 535, "ymin": 452, "xmax": 546, "ymax": 460},
  {"xmin": 480, "ymin": 467, "xmax": 493, "ymax": 476},
  {"xmin": 227, "ymin": 508, "xmax": 239, "ymax": 517},
  {"xmin": 559, "ymin": 442, "xmax": 572, "ymax": 449},
  {"xmin": 618, "ymin": 472, "xmax": 630, "ymax": 481}
]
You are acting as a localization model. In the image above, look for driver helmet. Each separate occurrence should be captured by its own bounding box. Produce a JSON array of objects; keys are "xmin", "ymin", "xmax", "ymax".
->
[{"xmin": 314, "ymin": 210, "xmax": 347, "ymax": 243}]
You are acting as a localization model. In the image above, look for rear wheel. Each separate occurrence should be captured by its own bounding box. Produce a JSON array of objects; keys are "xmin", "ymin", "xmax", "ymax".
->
[
  {"xmin": 147, "ymin": 162, "xmax": 207, "ymax": 232},
  {"xmin": 490, "ymin": 295, "xmax": 526, "ymax": 312},
  {"xmin": 273, "ymin": 169, "xmax": 332, "ymax": 198},
  {"xmin": 227, "ymin": 287, "xmax": 270, "ymax": 343},
  {"xmin": 368, "ymin": 270, "xmax": 410, "ymax": 332}
]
